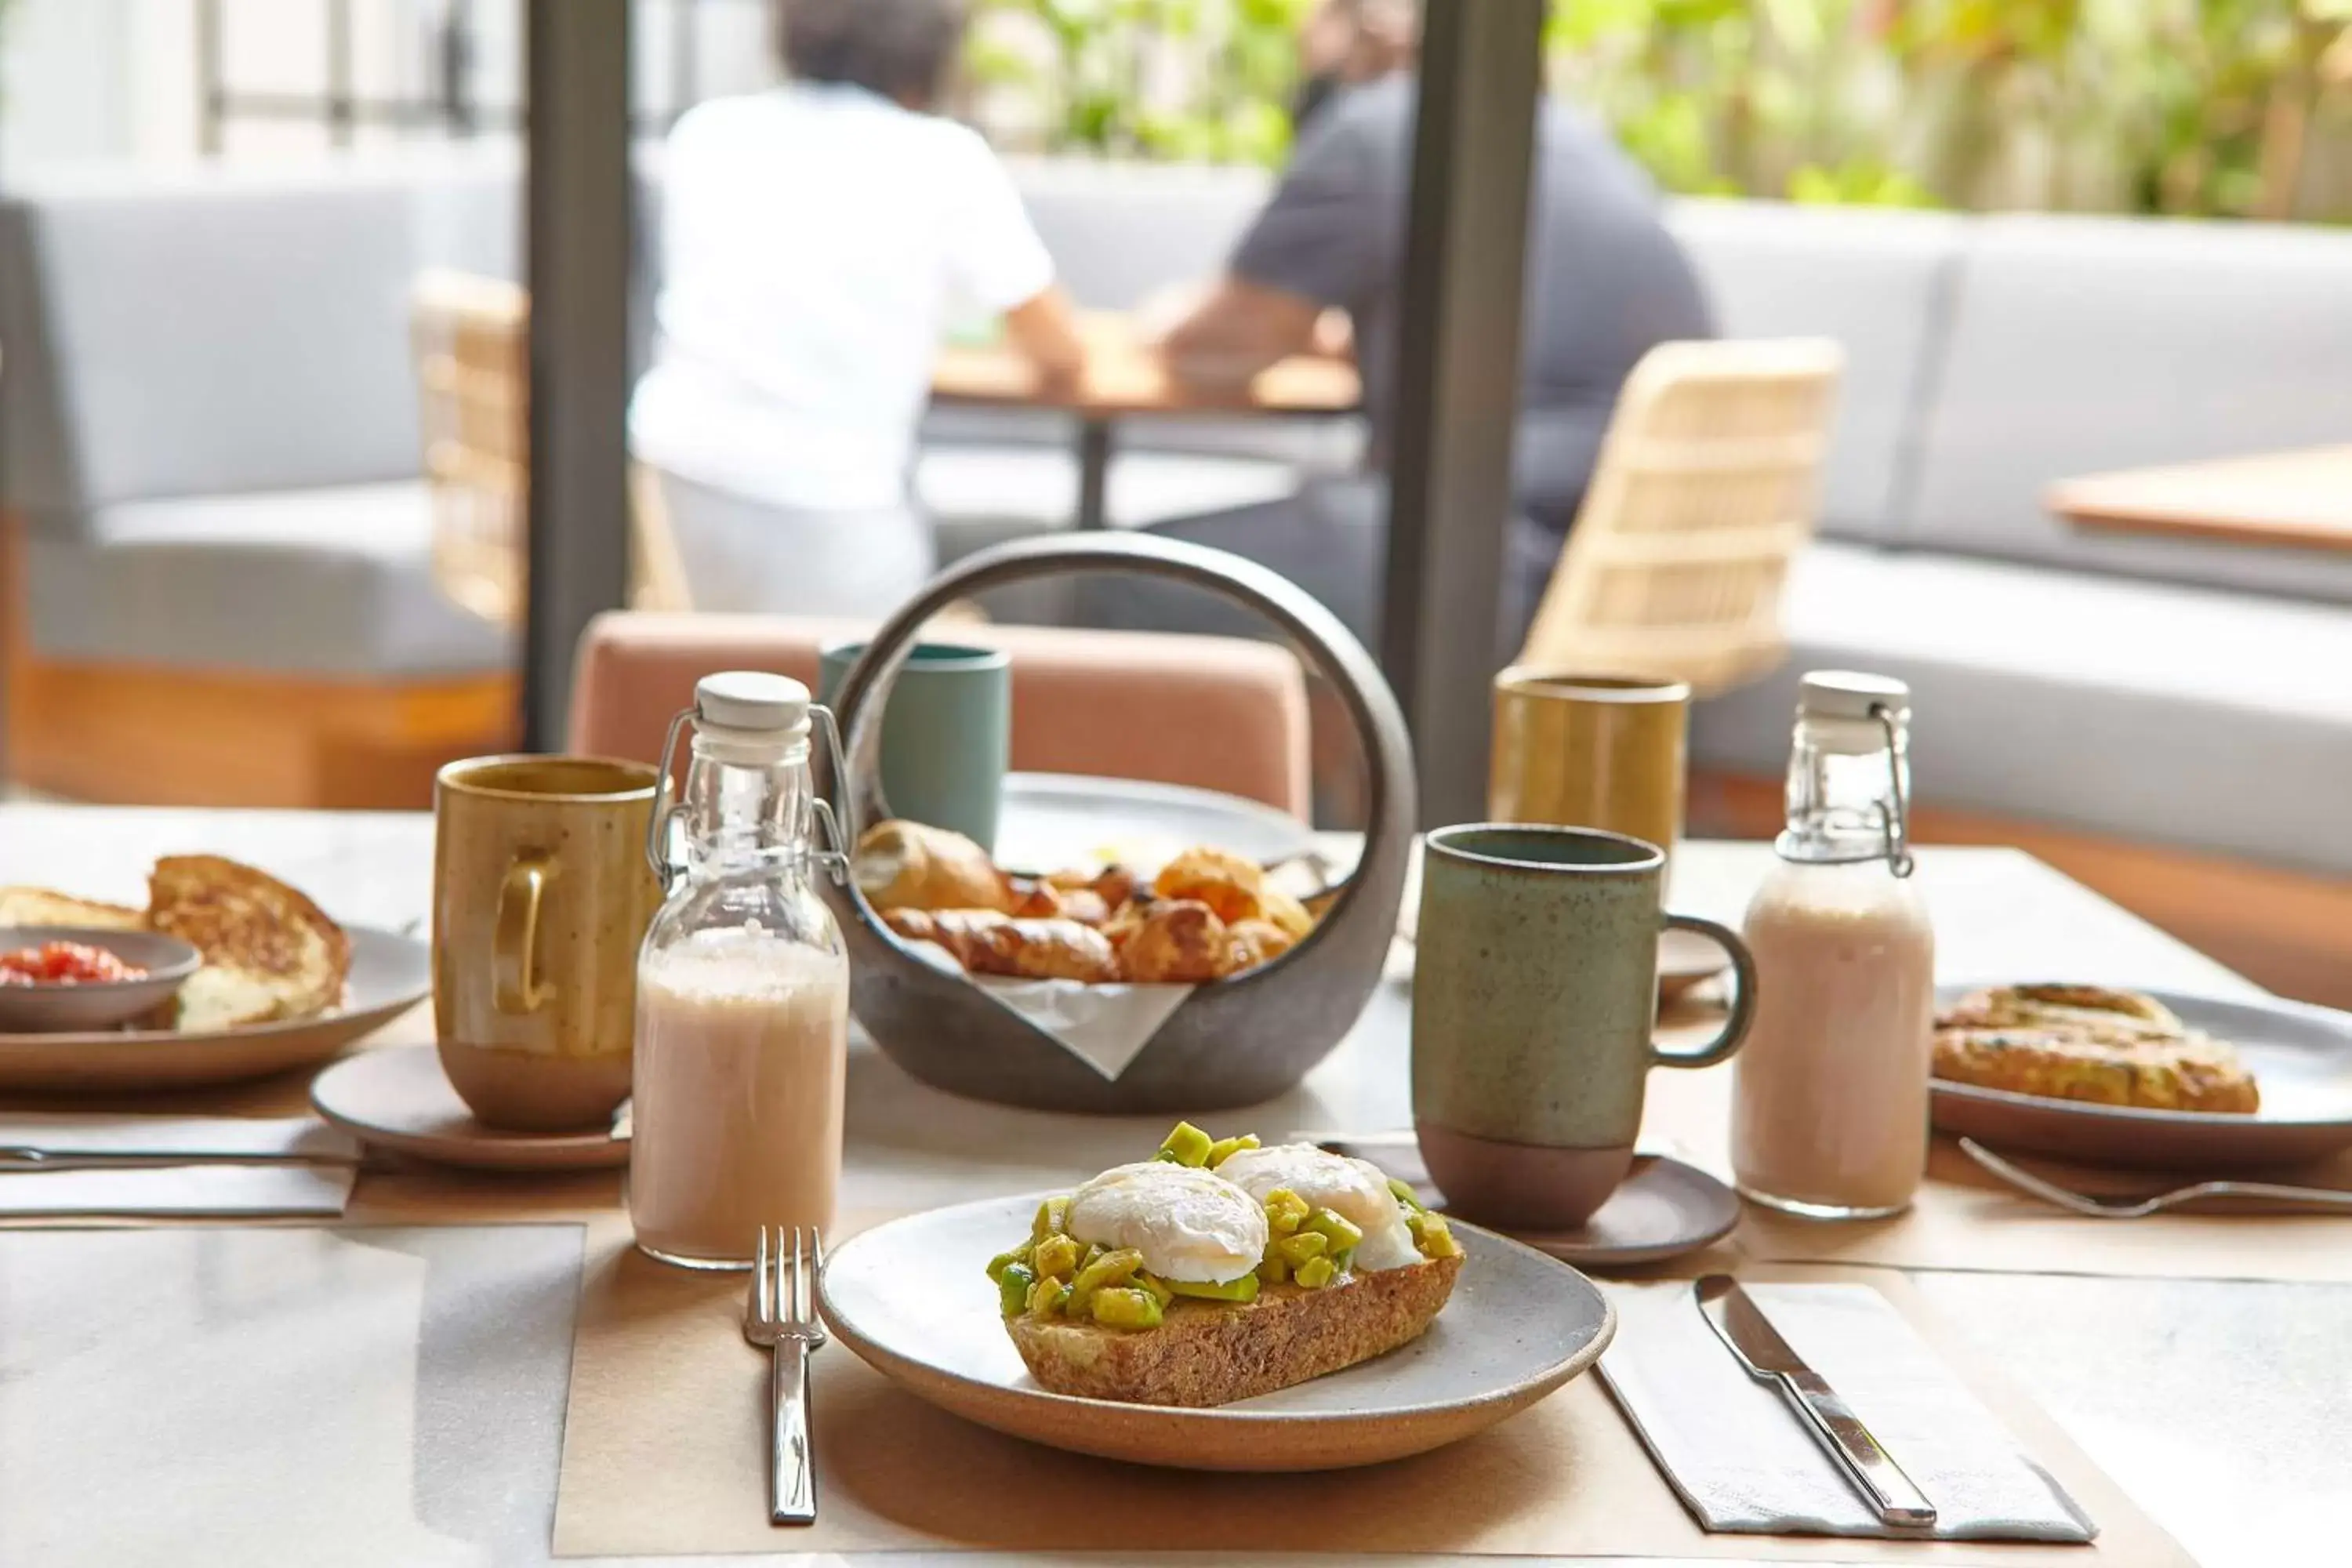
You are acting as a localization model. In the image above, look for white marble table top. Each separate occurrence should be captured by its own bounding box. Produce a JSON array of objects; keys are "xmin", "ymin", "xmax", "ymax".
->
[{"xmin": 0, "ymin": 805, "xmax": 2339, "ymax": 1566}]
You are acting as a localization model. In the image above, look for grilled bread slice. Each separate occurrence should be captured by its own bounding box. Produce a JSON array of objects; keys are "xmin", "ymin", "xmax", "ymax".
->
[
  {"xmin": 147, "ymin": 856, "xmax": 350, "ymax": 1029},
  {"xmin": 0, "ymin": 887, "xmax": 146, "ymax": 932},
  {"xmin": 1008, "ymin": 1253, "xmax": 1463, "ymax": 1407}
]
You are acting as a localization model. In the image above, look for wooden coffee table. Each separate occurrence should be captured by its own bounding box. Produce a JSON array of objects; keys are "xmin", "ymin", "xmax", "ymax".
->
[
  {"xmin": 931, "ymin": 313, "xmax": 1361, "ymax": 532},
  {"xmin": 2047, "ymin": 443, "xmax": 2352, "ymax": 553}
]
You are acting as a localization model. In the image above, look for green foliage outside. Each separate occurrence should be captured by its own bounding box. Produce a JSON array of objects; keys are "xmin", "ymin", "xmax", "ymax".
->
[{"xmin": 967, "ymin": 0, "xmax": 2352, "ymax": 221}]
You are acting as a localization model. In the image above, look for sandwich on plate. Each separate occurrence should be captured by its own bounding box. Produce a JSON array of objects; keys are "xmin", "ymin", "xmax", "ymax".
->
[{"xmin": 988, "ymin": 1122, "xmax": 1464, "ymax": 1406}]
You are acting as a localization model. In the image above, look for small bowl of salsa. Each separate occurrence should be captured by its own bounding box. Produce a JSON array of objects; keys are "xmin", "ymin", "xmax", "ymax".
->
[{"xmin": 0, "ymin": 927, "xmax": 203, "ymax": 1034}]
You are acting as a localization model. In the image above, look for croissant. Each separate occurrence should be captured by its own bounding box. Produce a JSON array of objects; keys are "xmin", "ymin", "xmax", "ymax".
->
[
  {"xmin": 855, "ymin": 821, "xmax": 1013, "ymax": 913},
  {"xmin": 1121, "ymin": 899, "xmax": 1246, "ymax": 983},
  {"xmin": 1229, "ymin": 918, "xmax": 1297, "ymax": 969},
  {"xmin": 882, "ymin": 907, "xmax": 1119, "ymax": 984},
  {"xmin": 1152, "ymin": 847, "xmax": 1265, "ymax": 926}
]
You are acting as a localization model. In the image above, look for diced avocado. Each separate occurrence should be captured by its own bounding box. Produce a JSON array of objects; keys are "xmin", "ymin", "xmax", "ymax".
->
[
  {"xmin": 1165, "ymin": 1272, "xmax": 1261, "ymax": 1303},
  {"xmin": 997, "ymin": 1261, "xmax": 1038, "ymax": 1316},
  {"xmin": 1133, "ymin": 1271, "xmax": 1174, "ymax": 1307},
  {"xmin": 1275, "ymin": 1231, "xmax": 1329, "ymax": 1269},
  {"xmin": 1387, "ymin": 1176, "xmax": 1428, "ymax": 1214},
  {"xmin": 1293, "ymin": 1254, "xmax": 1337, "ymax": 1289},
  {"xmin": 985, "ymin": 1243, "xmax": 1033, "ymax": 1283},
  {"xmin": 1156, "ymin": 1121, "xmax": 1214, "ymax": 1167},
  {"xmin": 1205, "ymin": 1133, "xmax": 1261, "ymax": 1167},
  {"xmin": 1032, "ymin": 1232, "xmax": 1082, "ymax": 1281},
  {"xmin": 1067, "ymin": 1246, "xmax": 1144, "ymax": 1313},
  {"xmin": 1025, "ymin": 1274, "xmax": 1070, "ymax": 1316},
  {"xmin": 1032, "ymin": 1196, "xmax": 1070, "ymax": 1241},
  {"xmin": 1407, "ymin": 1210, "xmax": 1464, "ymax": 1259},
  {"xmin": 1090, "ymin": 1287, "xmax": 1164, "ymax": 1329},
  {"xmin": 1307, "ymin": 1207, "xmax": 1365, "ymax": 1252},
  {"xmin": 1263, "ymin": 1188, "xmax": 1310, "ymax": 1236},
  {"xmin": 1258, "ymin": 1251, "xmax": 1290, "ymax": 1285}
]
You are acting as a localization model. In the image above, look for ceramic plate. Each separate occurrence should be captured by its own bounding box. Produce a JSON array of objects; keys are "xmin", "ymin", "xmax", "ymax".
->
[
  {"xmin": 310, "ymin": 1044, "xmax": 630, "ymax": 1172},
  {"xmin": 0, "ymin": 925, "xmax": 429, "ymax": 1092},
  {"xmin": 820, "ymin": 1190, "xmax": 1614, "ymax": 1472},
  {"xmin": 1931, "ymin": 985, "xmax": 2352, "ymax": 1170},
  {"xmin": 991, "ymin": 773, "xmax": 1319, "ymax": 879}
]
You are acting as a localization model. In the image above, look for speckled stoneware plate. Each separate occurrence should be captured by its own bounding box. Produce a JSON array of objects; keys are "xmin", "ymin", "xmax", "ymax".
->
[
  {"xmin": 0, "ymin": 925, "xmax": 428, "ymax": 1093},
  {"xmin": 1932, "ymin": 985, "xmax": 2352, "ymax": 1171},
  {"xmin": 819, "ymin": 1190, "xmax": 1614, "ymax": 1472},
  {"xmin": 309, "ymin": 1044, "xmax": 630, "ymax": 1173}
]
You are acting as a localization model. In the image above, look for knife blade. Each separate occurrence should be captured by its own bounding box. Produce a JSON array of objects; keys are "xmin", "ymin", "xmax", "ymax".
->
[{"xmin": 1694, "ymin": 1275, "xmax": 1936, "ymax": 1528}]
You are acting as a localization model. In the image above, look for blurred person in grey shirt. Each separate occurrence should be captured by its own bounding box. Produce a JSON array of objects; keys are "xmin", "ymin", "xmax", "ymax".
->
[{"xmin": 1083, "ymin": 0, "xmax": 1714, "ymax": 659}]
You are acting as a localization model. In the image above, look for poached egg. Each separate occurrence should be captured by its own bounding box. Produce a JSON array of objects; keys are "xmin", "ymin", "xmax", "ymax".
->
[
  {"xmin": 1064, "ymin": 1161, "xmax": 1267, "ymax": 1284},
  {"xmin": 1213, "ymin": 1144, "xmax": 1421, "ymax": 1271}
]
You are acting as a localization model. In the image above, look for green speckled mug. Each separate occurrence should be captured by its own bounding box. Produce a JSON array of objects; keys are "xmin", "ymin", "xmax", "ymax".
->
[{"xmin": 1412, "ymin": 825, "xmax": 1755, "ymax": 1230}]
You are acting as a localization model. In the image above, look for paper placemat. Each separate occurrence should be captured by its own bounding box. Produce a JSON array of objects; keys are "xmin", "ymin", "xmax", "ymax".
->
[{"xmin": 551, "ymin": 1224, "xmax": 2187, "ymax": 1562}]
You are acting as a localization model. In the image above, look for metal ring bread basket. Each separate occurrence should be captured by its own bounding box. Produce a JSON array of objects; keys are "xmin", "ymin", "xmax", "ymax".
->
[{"xmin": 817, "ymin": 531, "xmax": 1417, "ymax": 1114}]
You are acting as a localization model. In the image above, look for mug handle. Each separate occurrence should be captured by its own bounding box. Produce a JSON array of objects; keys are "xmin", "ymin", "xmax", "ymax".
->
[
  {"xmin": 493, "ymin": 853, "xmax": 553, "ymax": 1015},
  {"xmin": 1650, "ymin": 913, "xmax": 1756, "ymax": 1070}
]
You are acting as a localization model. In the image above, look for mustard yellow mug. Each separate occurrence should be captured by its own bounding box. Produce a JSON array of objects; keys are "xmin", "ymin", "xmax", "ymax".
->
[
  {"xmin": 432, "ymin": 755, "xmax": 662, "ymax": 1131},
  {"xmin": 1488, "ymin": 671, "xmax": 1690, "ymax": 858}
]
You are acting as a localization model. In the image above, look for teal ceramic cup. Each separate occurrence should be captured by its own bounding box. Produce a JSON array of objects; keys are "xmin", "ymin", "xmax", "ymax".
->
[
  {"xmin": 1411, "ymin": 824, "xmax": 1756, "ymax": 1231},
  {"xmin": 818, "ymin": 641, "xmax": 1011, "ymax": 851}
]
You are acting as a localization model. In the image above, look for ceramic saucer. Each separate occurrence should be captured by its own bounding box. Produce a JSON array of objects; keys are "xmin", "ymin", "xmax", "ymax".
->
[
  {"xmin": 1317, "ymin": 1135, "xmax": 1740, "ymax": 1270},
  {"xmin": 310, "ymin": 1044, "xmax": 630, "ymax": 1173},
  {"xmin": 1488, "ymin": 1154, "xmax": 1743, "ymax": 1269}
]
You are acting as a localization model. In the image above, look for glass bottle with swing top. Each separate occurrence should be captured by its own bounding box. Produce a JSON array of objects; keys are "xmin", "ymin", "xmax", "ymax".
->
[
  {"xmin": 630, "ymin": 671, "xmax": 851, "ymax": 1269},
  {"xmin": 1731, "ymin": 671, "xmax": 1936, "ymax": 1219}
]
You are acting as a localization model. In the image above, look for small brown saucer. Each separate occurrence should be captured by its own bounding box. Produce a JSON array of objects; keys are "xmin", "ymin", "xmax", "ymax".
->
[
  {"xmin": 1316, "ymin": 1135, "xmax": 1740, "ymax": 1271},
  {"xmin": 1490, "ymin": 1154, "xmax": 1742, "ymax": 1269},
  {"xmin": 310, "ymin": 1044, "xmax": 630, "ymax": 1173}
]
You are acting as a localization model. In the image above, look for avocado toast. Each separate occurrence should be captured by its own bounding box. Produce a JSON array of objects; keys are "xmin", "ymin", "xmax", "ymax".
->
[{"xmin": 989, "ymin": 1123, "xmax": 1465, "ymax": 1407}]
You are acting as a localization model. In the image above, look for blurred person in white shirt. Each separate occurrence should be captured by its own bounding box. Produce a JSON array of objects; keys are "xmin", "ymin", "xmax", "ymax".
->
[{"xmin": 630, "ymin": 0, "xmax": 1084, "ymax": 615}]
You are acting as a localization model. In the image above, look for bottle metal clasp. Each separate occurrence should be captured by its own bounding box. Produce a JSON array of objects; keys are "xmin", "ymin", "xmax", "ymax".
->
[
  {"xmin": 644, "ymin": 701, "xmax": 852, "ymax": 894},
  {"xmin": 1869, "ymin": 701, "xmax": 1916, "ymax": 880}
]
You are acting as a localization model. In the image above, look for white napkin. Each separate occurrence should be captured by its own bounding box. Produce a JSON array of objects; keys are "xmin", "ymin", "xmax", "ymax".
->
[
  {"xmin": 1599, "ymin": 1280, "xmax": 2096, "ymax": 1542},
  {"xmin": 0, "ymin": 1115, "xmax": 359, "ymax": 1218}
]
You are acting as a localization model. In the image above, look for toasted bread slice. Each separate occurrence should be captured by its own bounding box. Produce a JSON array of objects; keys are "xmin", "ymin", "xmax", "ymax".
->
[
  {"xmin": 1008, "ymin": 1254, "xmax": 1463, "ymax": 1407},
  {"xmin": 147, "ymin": 856, "xmax": 350, "ymax": 1027},
  {"xmin": 0, "ymin": 887, "xmax": 146, "ymax": 932}
]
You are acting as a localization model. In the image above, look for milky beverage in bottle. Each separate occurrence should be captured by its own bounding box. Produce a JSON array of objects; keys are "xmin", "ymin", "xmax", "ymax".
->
[
  {"xmin": 630, "ymin": 925, "xmax": 848, "ymax": 1265},
  {"xmin": 1732, "ymin": 861, "xmax": 1934, "ymax": 1215},
  {"xmin": 1730, "ymin": 670, "xmax": 1936, "ymax": 1219}
]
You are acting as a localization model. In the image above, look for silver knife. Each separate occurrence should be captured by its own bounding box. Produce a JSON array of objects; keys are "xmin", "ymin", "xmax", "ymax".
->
[{"xmin": 1694, "ymin": 1275, "xmax": 1937, "ymax": 1528}]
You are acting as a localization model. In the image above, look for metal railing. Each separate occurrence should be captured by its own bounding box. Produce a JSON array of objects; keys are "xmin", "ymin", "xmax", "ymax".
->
[{"xmin": 193, "ymin": 0, "xmax": 747, "ymax": 153}]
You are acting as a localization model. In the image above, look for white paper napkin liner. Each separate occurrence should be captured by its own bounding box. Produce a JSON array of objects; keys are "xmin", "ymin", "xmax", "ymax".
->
[
  {"xmin": 971, "ymin": 976, "xmax": 1194, "ymax": 1080},
  {"xmin": 1599, "ymin": 1279, "xmax": 2096, "ymax": 1542}
]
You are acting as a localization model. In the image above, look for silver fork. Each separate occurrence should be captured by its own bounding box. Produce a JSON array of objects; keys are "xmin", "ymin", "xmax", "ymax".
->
[
  {"xmin": 1959, "ymin": 1137, "xmax": 2352, "ymax": 1218},
  {"xmin": 743, "ymin": 1225, "xmax": 826, "ymax": 1526}
]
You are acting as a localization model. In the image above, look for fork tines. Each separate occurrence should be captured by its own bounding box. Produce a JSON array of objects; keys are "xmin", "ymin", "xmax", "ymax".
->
[{"xmin": 746, "ymin": 1225, "xmax": 827, "ymax": 1337}]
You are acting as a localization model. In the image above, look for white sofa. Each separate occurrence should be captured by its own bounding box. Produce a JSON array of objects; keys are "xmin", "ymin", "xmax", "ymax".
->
[{"xmin": 5, "ymin": 151, "xmax": 2351, "ymax": 873}]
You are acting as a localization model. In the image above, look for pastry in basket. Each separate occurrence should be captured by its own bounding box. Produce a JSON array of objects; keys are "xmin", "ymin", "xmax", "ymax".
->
[
  {"xmin": 852, "ymin": 821, "xmax": 1014, "ymax": 914},
  {"xmin": 1934, "ymin": 984, "xmax": 2259, "ymax": 1113},
  {"xmin": 1151, "ymin": 848, "xmax": 1314, "ymax": 942},
  {"xmin": 881, "ymin": 908, "xmax": 1120, "ymax": 983},
  {"xmin": 1120, "ymin": 899, "xmax": 1247, "ymax": 982},
  {"xmin": 988, "ymin": 1122, "xmax": 1465, "ymax": 1407}
]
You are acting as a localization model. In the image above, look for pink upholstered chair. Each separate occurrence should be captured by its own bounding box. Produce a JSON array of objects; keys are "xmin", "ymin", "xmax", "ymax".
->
[{"xmin": 568, "ymin": 612, "xmax": 1313, "ymax": 817}]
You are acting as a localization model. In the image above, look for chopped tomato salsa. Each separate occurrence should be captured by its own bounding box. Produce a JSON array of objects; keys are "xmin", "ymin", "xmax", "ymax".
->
[{"xmin": 0, "ymin": 941, "xmax": 145, "ymax": 986}]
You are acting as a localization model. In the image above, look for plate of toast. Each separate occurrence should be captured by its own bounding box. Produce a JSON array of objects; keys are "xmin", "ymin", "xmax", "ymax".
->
[
  {"xmin": 0, "ymin": 856, "xmax": 428, "ymax": 1091},
  {"xmin": 1931, "ymin": 982, "xmax": 2352, "ymax": 1169},
  {"xmin": 820, "ymin": 1121, "xmax": 1614, "ymax": 1471}
]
